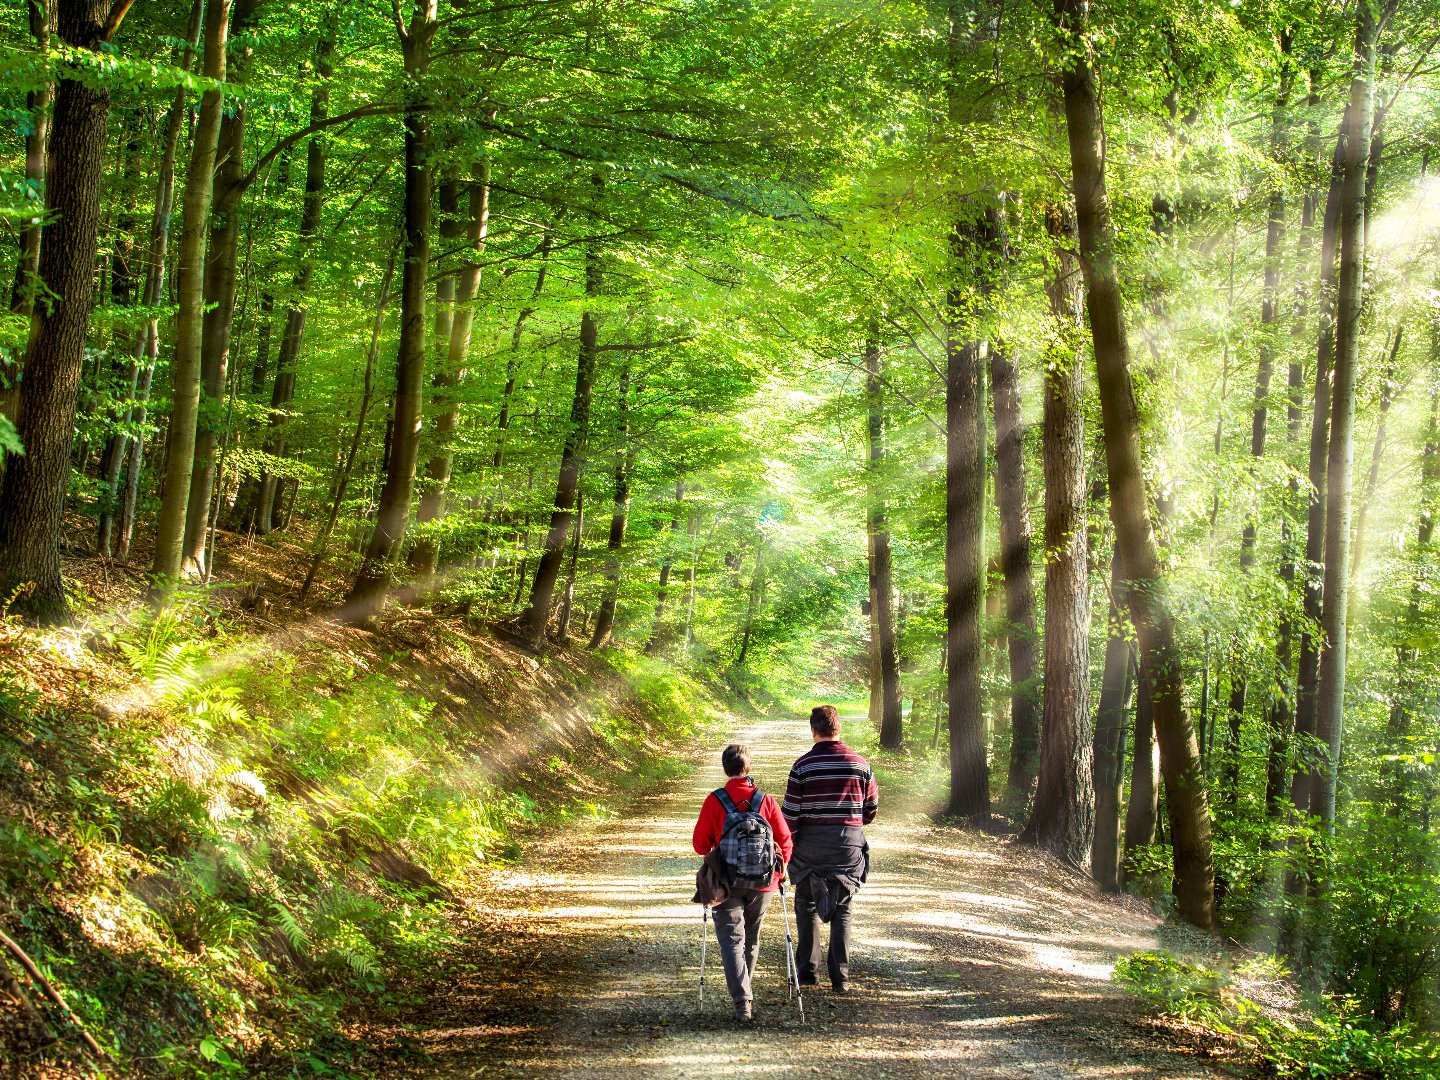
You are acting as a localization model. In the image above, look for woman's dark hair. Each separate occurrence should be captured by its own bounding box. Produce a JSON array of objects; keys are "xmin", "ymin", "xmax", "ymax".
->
[
  {"xmin": 810, "ymin": 704, "xmax": 840, "ymax": 738},
  {"xmin": 722, "ymin": 743, "xmax": 752, "ymax": 777}
]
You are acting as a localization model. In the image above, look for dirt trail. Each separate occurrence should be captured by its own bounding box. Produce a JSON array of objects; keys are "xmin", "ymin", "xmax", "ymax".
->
[{"xmin": 368, "ymin": 716, "xmax": 1233, "ymax": 1078}]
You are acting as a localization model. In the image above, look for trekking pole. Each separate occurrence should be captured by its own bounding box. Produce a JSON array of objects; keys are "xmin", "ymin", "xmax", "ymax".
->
[
  {"xmin": 778, "ymin": 880, "xmax": 804, "ymax": 1024},
  {"xmin": 699, "ymin": 906, "xmax": 708, "ymax": 1006}
]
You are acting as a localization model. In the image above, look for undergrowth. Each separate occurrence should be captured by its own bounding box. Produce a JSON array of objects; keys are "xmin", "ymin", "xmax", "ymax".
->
[
  {"xmin": 1114, "ymin": 951, "xmax": 1440, "ymax": 1079},
  {"xmin": 0, "ymin": 592, "xmax": 726, "ymax": 1077}
]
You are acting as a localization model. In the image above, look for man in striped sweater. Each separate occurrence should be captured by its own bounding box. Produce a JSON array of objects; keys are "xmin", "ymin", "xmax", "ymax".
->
[{"xmin": 782, "ymin": 704, "xmax": 878, "ymax": 993}]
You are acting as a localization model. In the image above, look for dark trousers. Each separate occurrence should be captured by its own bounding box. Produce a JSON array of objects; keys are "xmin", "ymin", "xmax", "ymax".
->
[
  {"xmin": 794, "ymin": 874, "xmax": 852, "ymax": 988},
  {"xmin": 710, "ymin": 887, "xmax": 772, "ymax": 1004}
]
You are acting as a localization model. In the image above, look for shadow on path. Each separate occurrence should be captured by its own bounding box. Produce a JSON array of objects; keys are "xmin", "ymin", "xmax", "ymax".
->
[{"xmin": 362, "ymin": 717, "xmax": 1237, "ymax": 1078}]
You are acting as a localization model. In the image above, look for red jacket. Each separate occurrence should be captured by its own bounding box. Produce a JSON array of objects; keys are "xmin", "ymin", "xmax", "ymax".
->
[{"xmin": 692, "ymin": 776, "xmax": 795, "ymax": 892}]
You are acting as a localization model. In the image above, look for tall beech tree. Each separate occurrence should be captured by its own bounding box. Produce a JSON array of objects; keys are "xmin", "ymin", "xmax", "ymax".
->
[
  {"xmin": 866, "ymin": 333, "xmax": 903, "ymax": 750},
  {"xmin": 522, "ymin": 241, "xmax": 602, "ymax": 643},
  {"xmin": 1021, "ymin": 205, "xmax": 1091, "ymax": 865},
  {"xmin": 151, "ymin": 0, "xmax": 234, "ymax": 595},
  {"xmin": 1054, "ymin": 0, "xmax": 1215, "ymax": 929},
  {"xmin": 345, "ymin": 0, "xmax": 437, "ymax": 620},
  {"xmin": 0, "ymin": 0, "xmax": 136, "ymax": 623}
]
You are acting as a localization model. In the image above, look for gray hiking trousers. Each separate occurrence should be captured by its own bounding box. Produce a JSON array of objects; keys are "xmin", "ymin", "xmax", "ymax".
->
[{"xmin": 710, "ymin": 886, "xmax": 773, "ymax": 1004}]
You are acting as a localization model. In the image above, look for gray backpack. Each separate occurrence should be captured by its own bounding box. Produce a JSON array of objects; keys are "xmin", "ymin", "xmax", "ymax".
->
[{"xmin": 714, "ymin": 789, "xmax": 778, "ymax": 888}]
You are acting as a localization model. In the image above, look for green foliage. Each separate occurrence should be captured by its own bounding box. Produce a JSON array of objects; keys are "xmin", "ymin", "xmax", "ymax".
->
[{"xmin": 1116, "ymin": 951, "xmax": 1440, "ymax": 1079}]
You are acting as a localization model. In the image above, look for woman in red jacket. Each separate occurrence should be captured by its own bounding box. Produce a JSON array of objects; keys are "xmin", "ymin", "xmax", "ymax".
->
[{"xmin": 692, "ymin": 743, "xmax": 794, "ymax": 1022}]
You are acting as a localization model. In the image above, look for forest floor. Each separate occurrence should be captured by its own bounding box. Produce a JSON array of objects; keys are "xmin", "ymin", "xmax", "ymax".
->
[{"xmin": 355, "ymin": 716, "xmax": 1243, "ymax": 1079}]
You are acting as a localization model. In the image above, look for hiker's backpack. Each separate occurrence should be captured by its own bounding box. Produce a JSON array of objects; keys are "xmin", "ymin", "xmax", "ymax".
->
[{"xmin": 714, "ymin": 788, "xmax": 778, "ymax": 888}]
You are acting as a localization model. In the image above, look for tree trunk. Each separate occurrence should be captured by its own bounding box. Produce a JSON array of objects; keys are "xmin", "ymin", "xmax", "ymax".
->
[
  {"xmin": 1290, "ymin": 106, "xmax": 1348, "ymax": 819},
  {"xmin": 1091, "ymin": 553, "xmax": 1133, "ymax": 891},
  {"xmin": 866, "ymin": 331, "xmax": 904, "ymax": 750},
  {"xmin": 300, "ymin": 244, "xmax": 397, "ymax": 600},
  {"xmin": 645, "ymin": 480, "xmax": 684, "ymax": 655},
  {"xmin": 945, "ymin": 265, "xmax": 989, "ymax": 823},
  {"xmin": 345, "ymin": 1, "xmax": 436, "ymax": 621},
  {"xmin": 1311, "ymin": 0, "xmax": 1382, "ymax": 837},
  {"xmin": 256, "ymin": 25, "xmax": 334, "ymax": 535},
  {"xmin": 1124, "ymin": 655, "xmax": 1159, "ymax": 858},
  {"xmin": 1055, "ymin": 0, "xmax": 1215, "ymax": 928},
  {"xmin": 1349, "ymin": 326, "xmax": 1400, "ymax": 577},
  {"xmin": 182, "ymin": 0, "xmax": 262, "ymax": 576},
  {"xmin": 0, "ymin": 0, "xmax": 132, "ymax": 623},
  {"xmin": 1021, "ymin": 205, "xmax": 1092, "ymax": 865},
  {"xmin": 990, "ymin": 341, "xmax": 1041, "ymax": 805},
  {"xmin": 150, "ymin": 0, "xmax": 233, "ymax": 596},
  {"xmin": 1223, "ymin": 76, "xmax": 1290, "ymax": 806},
  {"xmin": 522, "ymin": 240, "xmax": 601, "ymax": 643},
  {"xmin": 736, "ymin": 543, "xmax": 766, "ymax": 667},
  {"xmin": 682, "ymin": 510, "xmax": 700, "ymax": 649},
  {"xmin": 556, "ymin": 490, "xmax": 584, "ymax": 640},
  {"xmin": 589, "ymin": 363, "xmax": 631, "ymax": 649},
  {"xmin": 9, "ymin": 0, "xmax": 53, "ymax": 318},
  {"xmin": 411, "ymin": 164, "xmax": 491, "ymax": 581}
]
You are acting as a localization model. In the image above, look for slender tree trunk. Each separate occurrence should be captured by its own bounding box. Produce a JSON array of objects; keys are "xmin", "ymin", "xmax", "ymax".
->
[
  {"xmin": 736, "ymin": 543, "xmax": 766, "ymax": 667},
  {"xmin": 150, "ymin": 0, "xmax": 233, "ymax": 596},
  {"xmin": 945, "ymin": 275, "xmax": 989, "ymax": 822},
  {"xmin": 682, "ymin": 511, "xmax": 700, "ymax": 649},
  {"xmin": 412, "ymin": 163, "xmax": 491, "ymax": 580},
  {"xmin": 345, "ymin": 1, "xmax": 437, "ymax": 621},
  {"xmin": 522, "ymin": 239, "xmax": 601, "ymax": 643},
  {"xmin": 589, "ymin": 364, "xmax": 631, "ymax": 649},
  {"xmin": 556, "ymin": 491, "xmax": 584, "ymax": 640},
  {"xmin": 492, "ymin": 229, "xmax": 554, "ymax": 475},
  {"xmin": 1055, "ymin": 0, "xmax": 1214, "ymax": 928},
  {"xmin": 990, "ymin": 341, "xmax": 1040, "ymax": 805},
  {"xmin": 1124, "ymin": 655, "xmax": 1159, "ymax": 858},
  {"xmin": 1092, "ymin": 553, "xmax": 1133, "ymax": 890},
  {"xmin": 256, "ymin": 25, "xmax": 335, "ymax": 535},
  {"xmin": 645, "ymin": 480, "xmax": 684, "ymax": 655},
  {"xmin": 0, "ymin": 0, "xmax": 133, "ymax": 623},
  {"xmin": 300, "ymin": 244, "xmax": 397, "ymax": 599},
  {"xmin": 1021, "ymin": 205, "xmax": 1091, "ymax": 864},
  {"xmin": 1349, "ymin": 327, "xmax": 1400, "ymax": 577},
  {"xmin": 865, "ymin": 331, "xmax": 904, "ymax": 749},
  {"xmin": 1224, "ymin": 74, "xmax": 1290, "ymax": 806},
  {"xmin": 182, "ymin": 0, "xmax": 261, "ymax": 576},
  {"xmin": 1290, "ymin": 107, "xmax": 1348, "ymax": 819},
  {"xmin": 1310, "ymin": 0, "xmax": 1383, "ymax": 840},
  {"xmin": 9, "ymin": 0, "xmax": 53, "ymax": 319}
]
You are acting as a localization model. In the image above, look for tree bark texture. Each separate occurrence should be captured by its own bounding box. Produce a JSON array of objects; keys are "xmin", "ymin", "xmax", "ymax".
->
[
  {"xmin": 522, "ymin": 242, "xmax": 601, "ymax": 643},
  {"xmin": 590, "ymin": 363, "xmax": 632, "ymax": 649},
  {"xmin": 645, "ymin": 480, "xmax": 684, "ymax": 655},
  {"xmin": 1311, "ymin": 3, "xmax": 1382, "ymax": 833},
  {"xmin": 412, "ymin": 163, "xmax": 491, "ymax": 579},
  {"xmin": 1022, "ymin": 205, "xmax": 1091, "ymax": 865},
  {"xmin": 0, "ymin": 0, "xmax": 129, "ymax": 623},
  {"xmin": 866, "ymin": 333, "xmax": 904, "ymax": 750},
  {"xmin": 344, "ymin": 1, "xmax": 436, "ymax": 620},
  {"xmin": 182, "ymin": 0, "xmax": 262, "ymax": 576},
  {"xmin": 150, "ymin": 0, "xmax": 233, "ymax": 595},
  {"xmin": 9, "ymin": 0, "xmax": 54, "ymax": 318},
  {"xmin": 991, "ymin": 342, "xmax": 1040, "ymax": 807},
  {"xmin": 1091, "ymin": 553, "xmax": 1132, "ymax": 890},
  {"xmin": 256, "ymin": 24, "xmax": 334, "ymax": 534},
  {"xmin": 1055, "ymin": 0, "xmax": 1215, "ymax": 928}
]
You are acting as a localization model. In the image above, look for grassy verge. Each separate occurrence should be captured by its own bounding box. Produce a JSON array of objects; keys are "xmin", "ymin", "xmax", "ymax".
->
[
  {"xmin": 0, "ymin": 593, "xmax": 730, "ymax": 1077},
  {"xmin": 1114, "ymin": 950, "xmax": 1440, "ymax": 1078}
]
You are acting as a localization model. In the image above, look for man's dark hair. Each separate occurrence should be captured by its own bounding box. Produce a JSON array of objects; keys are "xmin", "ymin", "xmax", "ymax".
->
[
  {"xmin": 810, "ymin": 704, "xmax": 840, "ymax": 738},
  {"xmin": 722, "ymin": 743, "xmax": 752, "ymax": 777}
]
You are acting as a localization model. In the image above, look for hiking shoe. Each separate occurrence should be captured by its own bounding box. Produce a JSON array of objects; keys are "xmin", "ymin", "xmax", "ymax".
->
[
  {"xmin": 831, "ymin": 982, "xmax": 850, "ymax": 994},
  {"xmin": 734, "ymin": 1000, "xmax": 753, "ymax": 1023}
]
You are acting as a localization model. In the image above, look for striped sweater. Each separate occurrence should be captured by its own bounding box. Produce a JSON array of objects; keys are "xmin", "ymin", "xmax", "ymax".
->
[{"xmin": 782, "ymin": 740, "xmax": 878, "ymax": 829}]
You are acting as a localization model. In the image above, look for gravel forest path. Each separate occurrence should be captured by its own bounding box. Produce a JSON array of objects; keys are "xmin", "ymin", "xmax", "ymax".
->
[{"xmin": 367, "ymin": 716, "xmax": 1234, "ymax": 1078}]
